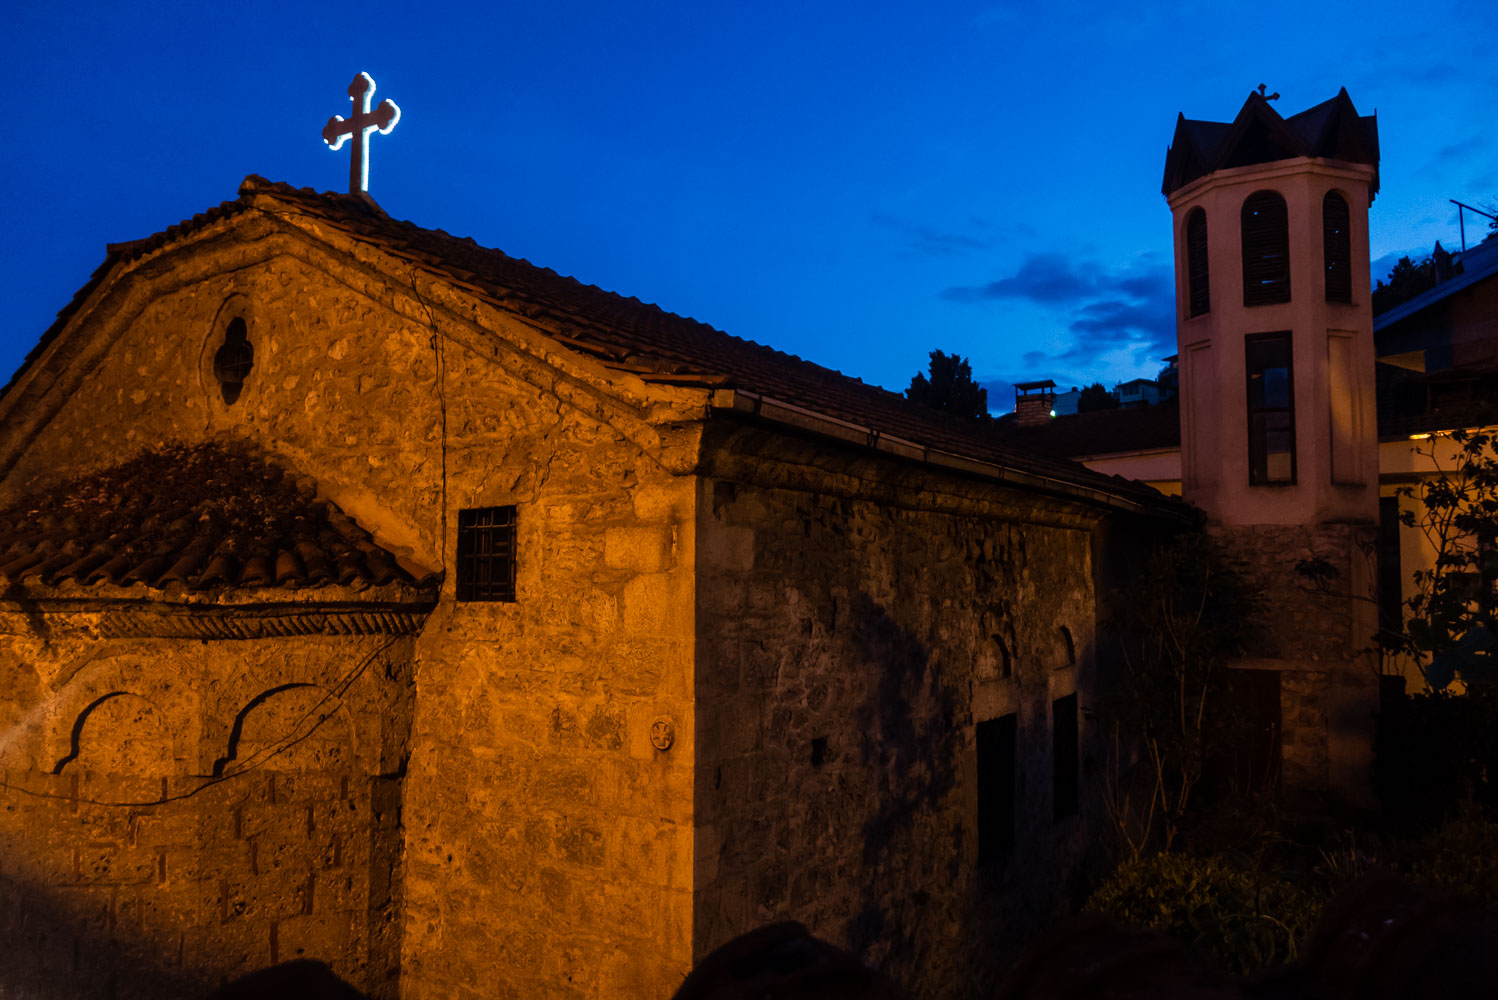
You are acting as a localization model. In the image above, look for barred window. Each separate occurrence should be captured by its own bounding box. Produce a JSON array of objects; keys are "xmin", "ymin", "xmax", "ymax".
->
[
  {"xmin": 1323, "ymin": 191, "xmax": 1352, "ymax": 303},
  {"xmin": 1242, "ymin": 191, "xmax": 1291, "ymax": 306},
  {"xmin": 1186, "ymin": 208, "xmax": 1210, "ymax": 317},
  {"xmin": 456, "ymin": 506, "xmax": 517, "ymax": 602}
]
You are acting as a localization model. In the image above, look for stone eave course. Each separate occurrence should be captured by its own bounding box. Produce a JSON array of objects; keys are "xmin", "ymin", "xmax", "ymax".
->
[{"xmin": 0, "ymin": 592, "xmax": 434, "ymax": 639}]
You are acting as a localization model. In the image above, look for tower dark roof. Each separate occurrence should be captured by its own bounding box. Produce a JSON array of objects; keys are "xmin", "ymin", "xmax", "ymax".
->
[{"xmin": 1162, "ymin": 88, "xmax": 1379, "ymax": 198}]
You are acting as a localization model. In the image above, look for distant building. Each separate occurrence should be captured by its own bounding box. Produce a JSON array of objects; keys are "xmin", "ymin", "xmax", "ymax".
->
[
  {"xmin": 1113, "ymin": 377, "xmax": 1160, "ymax": 408},
  {"xmin": 1053, "ymin": 386, "xmax": 1082, "ymax": 416}
]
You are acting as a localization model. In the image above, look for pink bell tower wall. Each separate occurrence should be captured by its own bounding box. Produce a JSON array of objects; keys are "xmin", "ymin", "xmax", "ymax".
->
[{"xmin": 1168, "ymin": 153, "xmax": 1380, "ymax": 805}]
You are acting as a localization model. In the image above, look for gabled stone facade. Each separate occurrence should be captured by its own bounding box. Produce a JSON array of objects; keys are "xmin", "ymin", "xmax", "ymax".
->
[{"xmin": 0, "ymin": 178, "xmax": 1184, "ymax": 998}]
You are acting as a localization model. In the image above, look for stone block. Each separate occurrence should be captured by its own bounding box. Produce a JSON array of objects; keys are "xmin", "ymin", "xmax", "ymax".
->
[
  {"xmin": 274, "ymin": 910, "xmax": 358, "ymax": 965},
  {"xmin": 621, "ymin": 573, "xmax": 673, "ymax": 634},
  {"xmin": 701, "ymin": 525, "xmax": 755, "ymax": 573},
  {"xmin": 72, "ymin": 841, "xmax": 159, "ymax": 885},
  {"xmin": 605, "ymin": 525, "xmax": 675, "ymax": 574}
]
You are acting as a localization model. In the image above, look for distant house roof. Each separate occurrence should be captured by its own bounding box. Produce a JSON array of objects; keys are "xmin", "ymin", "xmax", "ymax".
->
[
  {"xmin": 1375, "ymin": 237, "xmax": 1498, "ymax": 333},
  {"xmin": 1162, "ymin": 88, "xmax": 1379, "ymax": 198},
  {"xmin": 993, "ymin": 402, "xmax": 1182, "ymax": 460},
  {"xmin": 9, "ymin": 177, "xmax": 1184, "ymax": 521},
  {"xmin": 0, "ymin": 444, "xmax": 433, "ymax": 593}
]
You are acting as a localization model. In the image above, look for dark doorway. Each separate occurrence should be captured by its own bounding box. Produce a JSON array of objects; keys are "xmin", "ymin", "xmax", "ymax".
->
[
  {"xmin": 1216, "ymin": 668, "xmax": 1282, "ymax": 792},
  {"xmin": 977, "ymin": 714, "xmax": 1018, "ymax": 864}
]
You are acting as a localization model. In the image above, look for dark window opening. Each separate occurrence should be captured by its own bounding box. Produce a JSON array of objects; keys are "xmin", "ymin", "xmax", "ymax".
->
[
  {"xmin": 1053, "ymin": 694, "xmax": 1079, "ymax": 820},
  {"xmin": 1186, "ymin": 207, "xmax": 1210, "ymax": 317},
  {"xmin": 1246, "ymin": 332, "xmax": 1296, "ymax": 484},
  {"xmin": 456, "ymin": 505, "xmax": 517, "ymax": 602},
  {"xmin": 1378, "ymin": 496, "xmax": 1404, "ymax": 638},
  {"xmin": 1059, "ymin": 626, "xmax": 1076, "ymax": 666},
  {"xmin": 1323, "ymin": 192, "xmax": 1352, "ymax": 303},
  {"xmin": 212, "ymin": 317, "xmax": 254, "ymax": 405},
  {"xmin": 1242, "ymin": 191, "xmax": 1291, "ymax": 306},
  {"xmin": 977, "ymin": 714, "xmax": 1017, "ymax": 864},
  {"xmin": 994, "ymin": 634, "xmax": 1012, "ymax": 679},
  {"xmin": 810, "ymin": 736, "xmax": 828, "ymax": 767}
]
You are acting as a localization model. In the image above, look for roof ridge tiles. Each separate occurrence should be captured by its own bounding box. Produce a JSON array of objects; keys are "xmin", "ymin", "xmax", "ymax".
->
[{"xmin": 10, "ymin": 178, "xmax": 1184, "ymax": 519}]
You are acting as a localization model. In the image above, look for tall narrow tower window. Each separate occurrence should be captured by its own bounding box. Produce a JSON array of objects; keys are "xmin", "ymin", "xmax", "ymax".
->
[
  {"xmin": 1246, "ymin": 332, "xmax": 1296, "ymax": 484},
  {"xmin": 1323, "ymin": 191, "xmax": 1352, "ymax": 303},
  {"xmin": 1242, "ymin": 191, "xmax": 1291, "ymax": 306},
  {"xmin": 1186, "ymin": 208, "xmax": 1210, "ymax": 317}
]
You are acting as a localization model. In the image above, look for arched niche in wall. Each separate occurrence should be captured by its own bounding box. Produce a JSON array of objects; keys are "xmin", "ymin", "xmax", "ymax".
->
[
  {"xmin": 51, "ymin": 691, "xmax": 175, "ymax": 776},
  {"xmin": 212, "ymin": 683, "xmax": 357, "ymax": 776}
]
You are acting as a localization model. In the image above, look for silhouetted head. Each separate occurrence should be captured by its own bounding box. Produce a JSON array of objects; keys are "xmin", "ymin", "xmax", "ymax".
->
[
  {"xmin": 673, "ymin": 922, "xmax": 911, "ymax": 1000},
  {"xmin": 204, "ymin": 960, "xmax": 365, "ymax": 1000}
]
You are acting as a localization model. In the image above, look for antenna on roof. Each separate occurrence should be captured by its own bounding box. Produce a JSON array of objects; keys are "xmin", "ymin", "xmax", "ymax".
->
[
  {"xmin": 1257, "ymin": 83, "xmax": 1281, "ymax": 102},
  {"xmin": 1450, "ymin": 199, "xmax": 1498, "ymax": 253}
]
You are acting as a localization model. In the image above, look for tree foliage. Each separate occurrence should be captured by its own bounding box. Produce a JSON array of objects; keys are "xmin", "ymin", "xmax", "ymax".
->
[
  {"xmin": 1372, "ymin": 255, "xmax": 1437, "ymax": 316},
  {"xmin": 904, "ymin": 350, "xmax": 990, "ymax": 421},
  {"xmin": 1391, "ymin": 429, "xmax": 1498, "ymax": 691},
  {"xmin": 1078, "ymin": 382, "xmax": 1120, "ymax": 413}
]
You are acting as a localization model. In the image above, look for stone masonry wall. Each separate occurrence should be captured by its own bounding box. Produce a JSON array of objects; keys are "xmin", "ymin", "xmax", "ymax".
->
[
  {"xmin": 399, "ymin": 354, "xmax": 700, "ymax": 998},
  {"xmin": 0, "ymin": 626, "xmax": 413, "ymax": 999},
  {"xmin": 692, "ymin": 429, "xmax": 1107, "ymax": 997},
  {"xmin": 0, "ymin": 231, "xmax": 707, "ymax": 998},
  {"xmin": 1211, "ymin": 522, "xmax": 1380, "ymax": 801}
]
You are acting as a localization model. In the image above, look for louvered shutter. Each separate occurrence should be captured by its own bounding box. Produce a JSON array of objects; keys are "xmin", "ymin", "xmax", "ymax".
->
[{"xmin": 1242, "ymin": 191, "xmax": 1291, "ymax": 306}]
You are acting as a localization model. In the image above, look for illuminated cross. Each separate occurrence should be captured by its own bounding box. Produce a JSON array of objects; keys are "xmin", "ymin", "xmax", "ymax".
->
[{"xmin": 321, "ymin": 72, "xmax": 401, "ymax": 194}]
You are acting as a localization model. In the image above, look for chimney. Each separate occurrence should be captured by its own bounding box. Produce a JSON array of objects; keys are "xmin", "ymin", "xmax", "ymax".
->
[
  {"xmin": 1433, "ymin": 241, "xmax": 1454, "ymax": 284},
  {"xmin": 1013, "ymin": 380, "xmax": 1057, "ymax": 427}
]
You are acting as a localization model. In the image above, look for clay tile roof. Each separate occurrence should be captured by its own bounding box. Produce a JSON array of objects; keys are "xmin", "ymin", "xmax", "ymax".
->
[
  {"xmin": 993, "ymin": 402, "xmax": 1183, "ymax": 459},
  {"xmin": 0, "ymin": 444, "xmax": 434, "ymax": 594},
  {"xmin": 11, "ymin": 177, "xmax": 1186, "ymax": 519}
]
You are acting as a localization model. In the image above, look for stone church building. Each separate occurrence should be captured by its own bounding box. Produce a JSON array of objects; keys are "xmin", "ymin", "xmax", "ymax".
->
[{"xmin": 0, "ymin": 177, "xmax": 1187, "ymax": 997}]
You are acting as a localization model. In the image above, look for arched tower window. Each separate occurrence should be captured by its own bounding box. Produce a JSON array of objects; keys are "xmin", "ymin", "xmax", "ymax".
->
[
  {"xmin": 1186, "ymin": 208, "xmax": 1210, "ymax": 317},
  {"xmin": 1323, "ymin": 191, "xmax": 1352, "ymax": 303},
  {"xmin": 1242, "ymin": 191, "xmax": 1291, "ymax": 306}
]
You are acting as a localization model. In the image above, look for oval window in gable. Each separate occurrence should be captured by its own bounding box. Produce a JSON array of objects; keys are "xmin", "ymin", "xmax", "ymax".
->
[{"xmin": 213, "ymin": 317, "xmax": 254, "ymax": 405}]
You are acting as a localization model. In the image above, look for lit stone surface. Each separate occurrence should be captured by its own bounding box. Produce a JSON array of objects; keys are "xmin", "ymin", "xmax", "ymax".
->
[{"xmin": 0, "ymin": 194, "xmax": 1155, "ymax": 998}]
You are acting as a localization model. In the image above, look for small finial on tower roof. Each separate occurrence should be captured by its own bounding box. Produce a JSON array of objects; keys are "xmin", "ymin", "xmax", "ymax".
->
[{"xmin": 1257, "ymin": 83, "xmax": 1281, "ymax": 102}]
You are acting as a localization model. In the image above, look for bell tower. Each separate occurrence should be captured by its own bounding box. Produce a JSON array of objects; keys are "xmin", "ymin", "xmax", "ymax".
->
[{"xmin": 1162, "ymin": 88, "xmax": 1381, "ymax": 803}]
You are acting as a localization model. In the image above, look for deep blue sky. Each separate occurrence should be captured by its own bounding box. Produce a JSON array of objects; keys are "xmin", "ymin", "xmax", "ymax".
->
[{"xmin": 3, "ymin": 1, "xmax": 1495, "ymax": 411}]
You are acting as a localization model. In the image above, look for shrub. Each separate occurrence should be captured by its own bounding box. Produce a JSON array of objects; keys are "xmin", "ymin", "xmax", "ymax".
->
[
  {"xmin": 1394, "ymin": 818, "xmax": 1498, "ymax": 904},
  {"xmin": 1374, "ymin": 688, "xmax": 1498, "ymax": 831},
  {"xmin": 1085, "ymin": 853, "xmax": 1320, "ymax": 974}
]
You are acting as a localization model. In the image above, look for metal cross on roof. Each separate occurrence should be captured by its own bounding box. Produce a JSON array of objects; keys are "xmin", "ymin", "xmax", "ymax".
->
[{"xmin": 322, "ymin": 72, "xmax": 401, "ymax": 195}]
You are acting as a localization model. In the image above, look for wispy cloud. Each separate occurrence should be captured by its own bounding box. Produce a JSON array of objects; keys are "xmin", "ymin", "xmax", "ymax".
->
[
  {"xmin": 871, "ymin": 213, "xmax": 1027, "ymax": 259},
  {"xmin": 944, "ymin": 253, "xmax": 1175, "ymax": 367}
]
